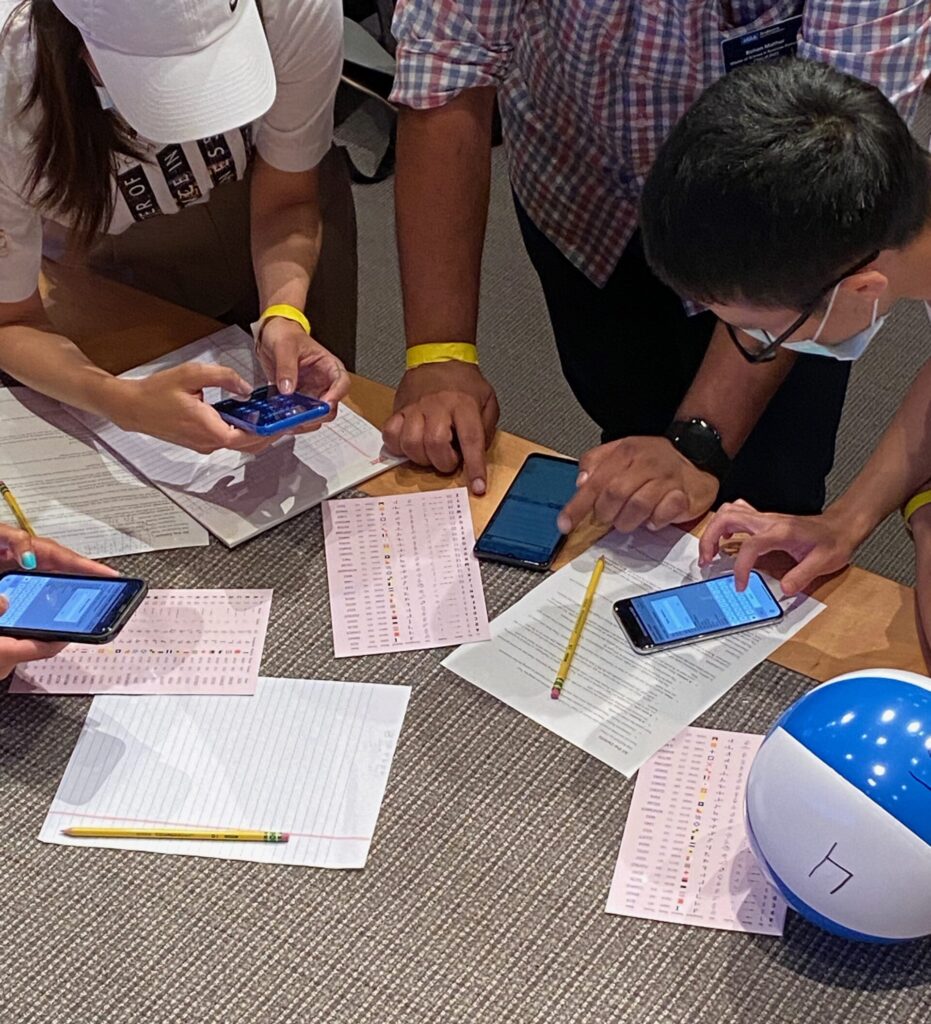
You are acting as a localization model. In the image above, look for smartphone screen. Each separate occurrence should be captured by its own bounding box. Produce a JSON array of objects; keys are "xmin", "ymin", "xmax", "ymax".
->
[
  {"xmin": 617, "ymin": 571, "xmax": 782, "ymax": 650},
  {"xmin": 0, "ymin": 572, "xmax": 147, "ymax": 641},
  {"xmin": 474, "ymin": 454, "xmax": 579, "ymax": 569},
  {"xmin": 213, "ymin": 385, "xmax": 330, "ymax": 435}
]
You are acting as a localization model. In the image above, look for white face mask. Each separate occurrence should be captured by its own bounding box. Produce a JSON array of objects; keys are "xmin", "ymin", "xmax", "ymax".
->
[
  {"xmin": 742, "ymin": 282, "xmax": 887, "ymax": 362},
  {"xmin": 95, "ymin": 84, "xmax": 116, "ymax": 111}
]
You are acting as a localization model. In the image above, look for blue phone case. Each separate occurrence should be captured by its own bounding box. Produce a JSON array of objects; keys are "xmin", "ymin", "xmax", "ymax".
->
[{"xmin": 213, "ymin": 385, "xmax": 330, "ymax": 436}]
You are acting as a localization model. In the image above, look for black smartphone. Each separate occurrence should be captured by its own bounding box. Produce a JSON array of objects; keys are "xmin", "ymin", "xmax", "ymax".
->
[
  {"xmin": 212, "ymin": 384, "xmax": 330, "ymax": 436},
  {"xmin": 0, "ymin": 571, "xmax": 148, "ymax": 644},
  {"xmin": 613, "ymin": 571, "xmax": 783, "ymax": 654},
  {"xmin": 474, "ymin": 453, "xmax": 579, "ymax": 571}
]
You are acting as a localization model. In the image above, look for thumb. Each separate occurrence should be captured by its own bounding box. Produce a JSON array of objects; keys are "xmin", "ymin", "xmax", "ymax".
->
[
  {"xmin": 0, "ymin": 595, "xmax": 8, "ymax": 616},
  {"xmin": 186, "ymin": 364, "xmax": 252, "ymax": 397},
  {"xmin": 780, "ymin": 551, "xmax": 833, "ymax": 597},
  {"xmin": 271, "ymin": 344, "xmax": 300, "ymax": 396}
]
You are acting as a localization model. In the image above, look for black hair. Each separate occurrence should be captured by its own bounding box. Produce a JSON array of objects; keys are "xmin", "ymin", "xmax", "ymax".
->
[{"xmin": 640, "ymin": 59, "xmax": 931, "ymax": 311}]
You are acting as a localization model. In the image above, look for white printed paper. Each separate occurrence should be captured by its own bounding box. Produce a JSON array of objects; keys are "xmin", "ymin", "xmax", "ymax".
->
[
  {"xmin": 323, "ymin": 489, "xmax": 490, "ymax": 656},
  {"xmin": 11, "ymin": 589, "xmax": 272, "ymax": 695},
  {"xmin": 0, "ymin": 387, "xmax": 207, "ymax": 557},
  {"xmin": 71, "ymin": 327, "xmax": 403, "ymax": 547},
  {"xmin": 606, "ymin": 726, "xmax": 786, "ymax": 935},
  {"xmin": 443, "ymin": 527, "xmax": 824, "ymax": 777}
]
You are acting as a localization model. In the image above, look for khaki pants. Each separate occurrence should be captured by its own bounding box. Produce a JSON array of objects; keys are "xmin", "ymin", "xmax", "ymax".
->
[{"xmin": 54, "ymin": 146, "xmax": 358, "ymax": 370}]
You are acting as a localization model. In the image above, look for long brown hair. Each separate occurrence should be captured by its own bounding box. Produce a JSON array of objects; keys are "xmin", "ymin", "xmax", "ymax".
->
[{"xmin": 6, "ymin": 0, "xmax": 142, "ymax": 246}]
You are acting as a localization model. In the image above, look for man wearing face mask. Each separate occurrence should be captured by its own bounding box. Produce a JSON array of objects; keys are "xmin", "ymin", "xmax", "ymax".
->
[
  {"xmin": 388, "ymin": 0, "xmax": 931, "ymax": 542},
  {"xmin": 638, "ymin": 60, "xmax": 931, "ymax": 662}
]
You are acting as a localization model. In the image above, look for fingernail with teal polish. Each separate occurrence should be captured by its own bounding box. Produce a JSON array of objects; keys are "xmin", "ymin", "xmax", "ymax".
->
[{"xmin": 21, "ymin": 551, "xmax": 37, "ymax": 570}]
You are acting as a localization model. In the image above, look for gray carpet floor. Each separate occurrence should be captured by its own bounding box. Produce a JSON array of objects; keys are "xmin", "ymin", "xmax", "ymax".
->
[
  {"xmin": 3, "ymin": 91, "xmax": 931, "ymax": 1024},
  {"xmin": 4, "ymin": 508, "xmax": 931, "ymax": 1024}
]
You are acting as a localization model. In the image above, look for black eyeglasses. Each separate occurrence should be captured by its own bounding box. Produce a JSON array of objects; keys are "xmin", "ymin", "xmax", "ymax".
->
[{"xmin": 725, "ymin": 251, "xmax": 881, "ymax": 364}]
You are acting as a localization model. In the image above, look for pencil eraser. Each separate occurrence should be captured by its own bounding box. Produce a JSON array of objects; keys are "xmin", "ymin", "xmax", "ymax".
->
[
  {"xmin": 281, "ymin": 833, "xmax": 291, "ymax": 841},
  {"xmin": 550, "ymin": 687, "xmax": 561, "ymax": 700}
]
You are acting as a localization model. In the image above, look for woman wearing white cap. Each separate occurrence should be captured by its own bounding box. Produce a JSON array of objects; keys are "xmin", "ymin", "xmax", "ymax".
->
[{"xmin": 0, "ymin": 0, "xmax": 353, "ymax": 453}]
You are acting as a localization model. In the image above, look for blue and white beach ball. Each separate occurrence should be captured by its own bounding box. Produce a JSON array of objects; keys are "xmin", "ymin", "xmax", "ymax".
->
[{"xmin": 746, "ymin": 669, "xmax": 931, "ymax": 943}]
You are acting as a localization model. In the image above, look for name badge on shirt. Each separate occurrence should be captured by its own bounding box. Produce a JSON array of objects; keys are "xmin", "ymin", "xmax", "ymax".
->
[{"xmin": 721, "ymin": 15, "xmax": 803, "ymax": 73}]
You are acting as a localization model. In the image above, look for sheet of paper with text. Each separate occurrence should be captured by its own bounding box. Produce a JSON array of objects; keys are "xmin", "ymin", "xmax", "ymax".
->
[
  {"xmin": 69, "ymin": 327, "xmax": 403, "ymax": 547},
  {"xmin": 11, "ymin": 589, "xmax": 272, "ymax": 695},
  {"xmin": 323, "ymin": 488, "xmax": 490, "ymax": 656},
  {"xmin": 606, "ymin": 726, "xmax": 786, "ymax": 935},
  {"xmin": 442, "ymin": 527, "xmax": 824, "ymax": 777},
  {"xmin": 0, "ymin": 387, "xmax": 207, "ymax": 557},
  {"xmin": 40, "ymin": 677, "xmax": 410, "ymax": 869}
]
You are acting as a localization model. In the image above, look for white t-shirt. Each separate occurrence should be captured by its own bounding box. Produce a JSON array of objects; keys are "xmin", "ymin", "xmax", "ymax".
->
[{"xmin": 0, "ymin": 0, "xmax": 343, "ymax": 303}]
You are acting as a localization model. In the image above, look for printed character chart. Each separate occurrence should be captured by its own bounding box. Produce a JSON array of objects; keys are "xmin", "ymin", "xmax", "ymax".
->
[
  {"xmin": 322, "ymin": 488, "xmax": 490, "ymax": 657},
  {"xmin": 11, "ymin": 589, "xmax": 273, "ymax": 695},
  {"xmin": 606, "ymin": 726, "xmax": 787, "ymax": 935}
]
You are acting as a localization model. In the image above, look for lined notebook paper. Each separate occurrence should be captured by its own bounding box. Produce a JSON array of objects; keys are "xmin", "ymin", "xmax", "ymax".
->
[
  {"xmin": 606, "ymin": 727, "xmax": 787, "ymax": 935},
  {"xmin": 0, "ymin": 387, "xmax": 207, "ymax": 558},
  {"xmin": 40, "ymin": 677, "xmax": 411, "ymax": 869},
  {"xmin": 323, "ymin": 489, "xmax": 490, "ymax": 656},
  {"xmin": 70, "ymin": 326, "xmax": 403, "ymax": 547},
  {"xmin": 11, "ymin": 589, "xmax": 272, "ymax": 695}
]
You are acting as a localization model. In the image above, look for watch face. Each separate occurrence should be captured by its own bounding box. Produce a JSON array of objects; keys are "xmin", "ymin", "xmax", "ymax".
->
[{"xmin": 677, "ymin": 419, "xmax": 720, "ymax": 461}]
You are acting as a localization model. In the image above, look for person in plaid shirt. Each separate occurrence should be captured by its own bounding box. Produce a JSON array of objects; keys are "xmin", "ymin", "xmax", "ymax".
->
[{"xmin": 382, "ymin": 0, "xmax": 931, "ymax": 538}]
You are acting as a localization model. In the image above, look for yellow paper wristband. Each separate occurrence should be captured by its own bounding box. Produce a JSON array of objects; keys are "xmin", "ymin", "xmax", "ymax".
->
[
  {"xmin": 903, "ymin": 490, "xmax": 931, "ymax": 529},
  {"xmin": 406, "ymin": 342, "xmax": 479, "ymax": 370},
  {"xmin": 259, "ymin": 304, "xmax": 311, "ymax": 336}
]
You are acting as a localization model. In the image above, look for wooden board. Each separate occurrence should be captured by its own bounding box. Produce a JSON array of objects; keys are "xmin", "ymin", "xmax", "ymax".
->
[{"xmin": 40, "ymin": 260, "xmax": 927, "ymax": 682}]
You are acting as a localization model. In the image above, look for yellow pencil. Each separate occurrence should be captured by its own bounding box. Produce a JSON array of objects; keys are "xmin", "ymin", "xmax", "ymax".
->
[
  {"xmin": 551, "ymin": 555, "xmax": 605, "ymax": 701},
  {"xmin": 0, "ymin": 480, "xmax": 35, "ymax": 536},
  {"xmin": 62, "ymin": 827, "xmax": 289, "ymax": 842}
]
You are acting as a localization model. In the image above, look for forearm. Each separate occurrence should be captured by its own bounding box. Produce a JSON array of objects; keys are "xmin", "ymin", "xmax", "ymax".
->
[
  {"xmin": 0, "ymin": 319, "xmax": 123, "ymax": 421},
  {"xmin": 395, "ymin": 88, "xmax": 495, "ymax": 348},
  {"xmin": 675, "ymin": 319, "xmax": 795, "ymax": 455},
  {"xmin": 250, "ymin": 156, "xmax": 320, "ymax": 313},
  {"xmin": 829, "ymin": 358, "xmax": 931, "ymax": 542}
]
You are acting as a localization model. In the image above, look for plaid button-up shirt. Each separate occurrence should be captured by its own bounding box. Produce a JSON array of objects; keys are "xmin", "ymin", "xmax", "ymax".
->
[{"xmin": 390, "ymin": 1, "xmax": 931, "ymax": 287}]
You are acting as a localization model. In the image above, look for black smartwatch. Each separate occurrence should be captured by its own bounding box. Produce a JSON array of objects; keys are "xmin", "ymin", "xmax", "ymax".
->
[{"xmin": 663, "ymin": 418, "xmax": 732, "ymax": 484}]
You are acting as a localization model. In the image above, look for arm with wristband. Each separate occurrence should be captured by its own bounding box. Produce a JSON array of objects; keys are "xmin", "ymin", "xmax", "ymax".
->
[
  {"xmin": 248, "ymin": 153, "xmax": 349, "ymax": 423},
  {"xmin": 697, "ymin": 354, "xmax": 931, "ymax": 609},
  {"xmin": 385, "ymin": 0, "xmax": 520, "ymax": 493},
  {"xmin": 382, "ymin": 89, "xmax": 501, "ymax": 495}
]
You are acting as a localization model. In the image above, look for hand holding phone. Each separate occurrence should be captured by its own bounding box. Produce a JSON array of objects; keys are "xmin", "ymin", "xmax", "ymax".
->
[
  {"xmin": 614, "ymin": 571, "xmax": 783, "ymax": 653},
  {"xmin": 213, "ymin": 385, "xmax": 331, "ymax": 436},
  {"xmin": 0, "ymin": 572, "xmax": 147, "ymax": 644}
]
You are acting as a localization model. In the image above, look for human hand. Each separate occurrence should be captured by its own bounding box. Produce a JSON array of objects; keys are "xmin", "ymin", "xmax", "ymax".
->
[
  {"xmin": 0, "ymin": 526, "xmax": 118, "ymax": 679},
  {"xmin": 383, "ymin": 361, "xmax": 499, "ymax": 495},
  {"xmin": 255, "ymin": 318, "xmax": 350, "ymax": 432},
  {"xmin": 556, "ymin": 437, "xmax": 719, "ymax": 536},
  {"xmin": 117, "ymin": 364, "xmax": 275, "ymax": 455},
  {"xmin": 0, "ymin": 526, "xmax": 120, "ymax": 577},
  {"xmin": 698, "ymin": 499, "xmax": 859, "ymax": 594},
  {"xmin": 0, "ymin": 598, "xmax": 66, "ymax": 678}
]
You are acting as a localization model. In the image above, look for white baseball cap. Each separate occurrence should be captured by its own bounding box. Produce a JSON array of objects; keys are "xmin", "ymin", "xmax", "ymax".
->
[{"xmin": 52, "ymin": 0, "xmax": 277, "ymax": 143}]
